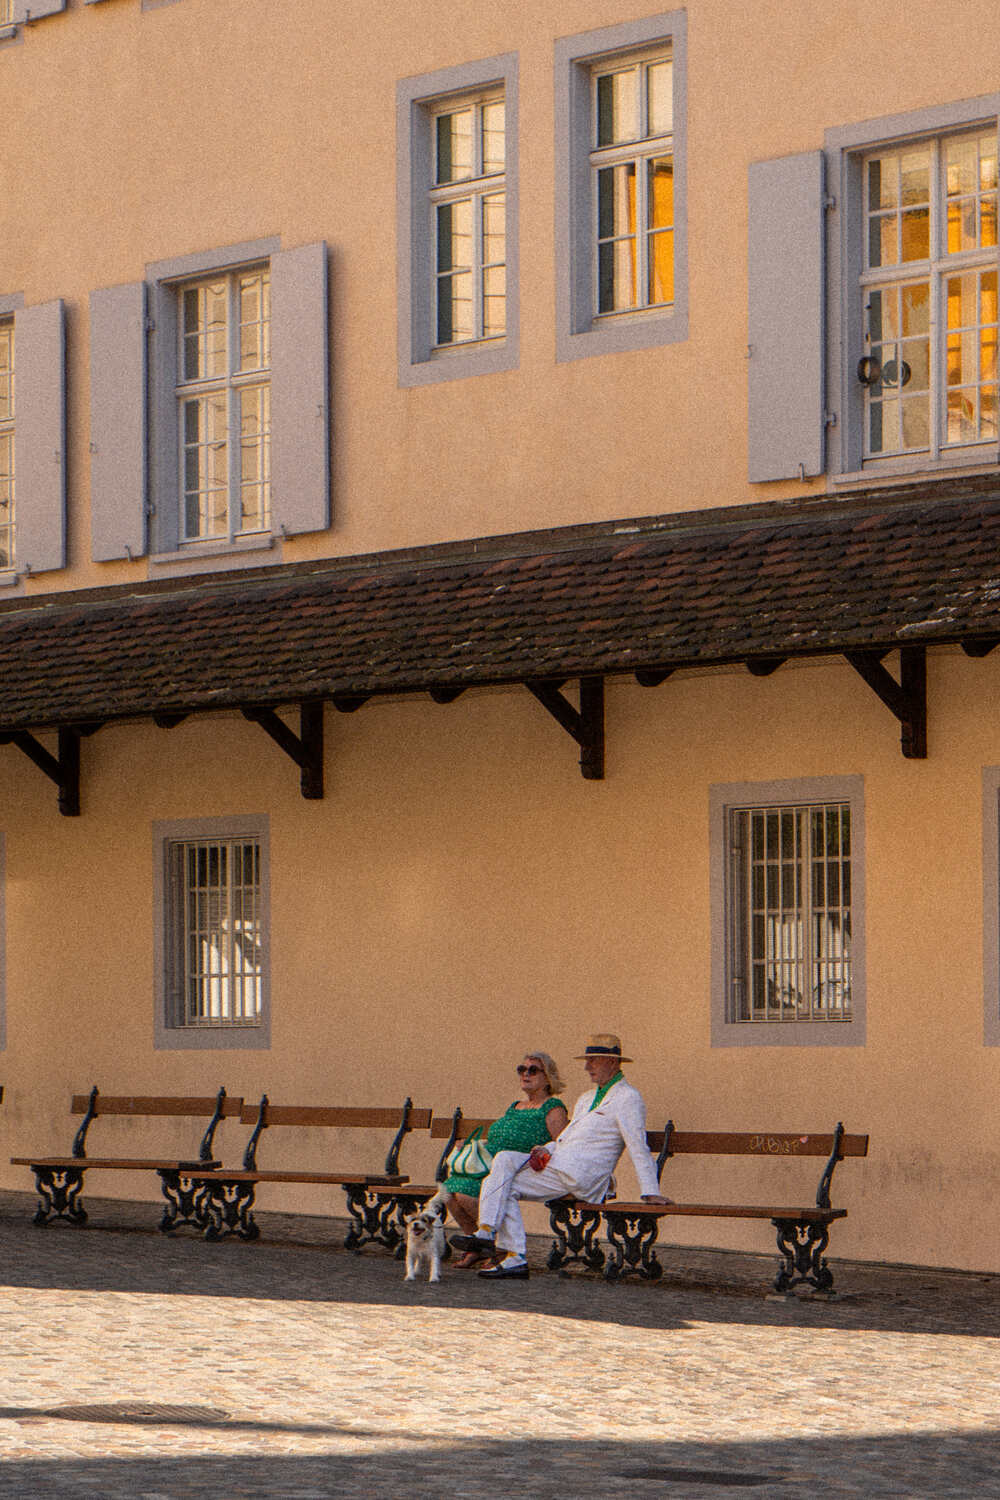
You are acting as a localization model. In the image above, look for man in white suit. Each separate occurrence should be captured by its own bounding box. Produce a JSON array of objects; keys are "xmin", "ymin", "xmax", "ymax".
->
[{"xmin": 451, "ymin": 1033, "xmax": 670, "ymax": 1279}]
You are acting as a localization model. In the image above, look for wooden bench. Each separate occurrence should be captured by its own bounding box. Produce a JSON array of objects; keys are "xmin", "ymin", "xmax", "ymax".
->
[
  {"xmin": 11, "ymin": 1087, "xmax": 244, "ymax": 1231},
  {"xmin": 185, "ymin": 1095, "xmax": 432, "ymax": 1248},
  {"xmin": 369, "ymin": 1108, "xmax": 479, "ymax": 1256},
  {"xmin": 547, "ymin": 1122, "xmax": 869, "ymax": 1294}
]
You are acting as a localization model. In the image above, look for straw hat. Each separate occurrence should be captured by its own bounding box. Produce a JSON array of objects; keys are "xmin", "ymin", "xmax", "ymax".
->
[{"xmin": 574, "ymin": 1032, "xmax": 633, "ymax": 1063}]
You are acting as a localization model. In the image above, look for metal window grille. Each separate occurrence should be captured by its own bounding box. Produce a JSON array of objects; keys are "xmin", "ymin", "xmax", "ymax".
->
[
  {"xmin": 0, "ymin": 2, "xmax": 11, "ymax": 25},
  {"xmin": 168, "ymin": 838, "xmax": 263, "ymax": 1027},
  {"xmin": 729, "ymin": 803, "xmax": 852, "ymax": 1023}
]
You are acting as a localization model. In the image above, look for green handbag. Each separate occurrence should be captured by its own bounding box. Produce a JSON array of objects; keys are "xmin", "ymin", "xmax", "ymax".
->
[{"xmin": 447, "ymin": 1125, "xmax": 494, "ymax": 1179}]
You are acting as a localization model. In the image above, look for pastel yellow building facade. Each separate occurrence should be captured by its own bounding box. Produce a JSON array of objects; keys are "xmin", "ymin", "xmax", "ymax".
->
[{"xmin": 0, "ymin": 0, "xmax": 999, "ymax": 1272}]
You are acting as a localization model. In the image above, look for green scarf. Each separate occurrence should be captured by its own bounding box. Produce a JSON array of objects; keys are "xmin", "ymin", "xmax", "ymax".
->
[{"xmin": 589, "ymin": 1070, "xmax": 623, "ymax": 1110}]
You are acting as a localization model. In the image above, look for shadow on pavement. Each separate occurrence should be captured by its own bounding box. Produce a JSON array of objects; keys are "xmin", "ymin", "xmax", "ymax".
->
[
  {"xmin": 0, "ymin": 1430, "xmax": 997, "ymax": 1497},
  {"xmin": 2, "ymin": 1195, "xmax": 998, "ymax": 1341}
]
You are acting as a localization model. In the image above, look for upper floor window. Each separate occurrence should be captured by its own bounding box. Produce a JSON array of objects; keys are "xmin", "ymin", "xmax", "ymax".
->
[
  {"xmin": 176, "ymin": 265, "xmax": 271, "ymax": 544},
  {"xmin": 397, "ymin": 53, "xmax": 519, "ymax": 387},
  {"xmin": 0, "ymin": 322, "xmax": 13, "ymax": 569},
  {"xmin": 860, "ymin": 129, "xmax": 997, "ymax": 462},
  {"xmin": 89, "ymin": 238, "xmax": 329, "ymax": 573},
  {"xmin": 591, "ymin": 51, "xmax": 674, "ymax": 317},
  {"xmin": 555, "ymin": 11, "xmax": 687, "ymax": 364},
  {"xmin": 711, "ymin": 777, "xmax": 866, "ymax": 1047},
  {"xmin": 431, "ymin": 92, "xmax": 506, "ymax": 349}
]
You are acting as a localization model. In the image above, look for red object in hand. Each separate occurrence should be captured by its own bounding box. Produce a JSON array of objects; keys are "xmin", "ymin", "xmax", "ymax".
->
[{"xmin": 529, "ymin": 1148, "xmax": 551, "ymax": 1171}]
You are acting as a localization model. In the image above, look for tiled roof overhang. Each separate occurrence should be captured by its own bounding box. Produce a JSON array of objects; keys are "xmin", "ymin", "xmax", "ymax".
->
[{"xmin": 3, "ymin": 476, "xmax": 1000, "ymax": 733}]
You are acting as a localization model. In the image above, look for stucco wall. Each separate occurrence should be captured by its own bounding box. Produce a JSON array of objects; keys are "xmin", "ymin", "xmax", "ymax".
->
[{"xmin": 2, "ymin": 646, "xmax": 999, "ymax": 1270}]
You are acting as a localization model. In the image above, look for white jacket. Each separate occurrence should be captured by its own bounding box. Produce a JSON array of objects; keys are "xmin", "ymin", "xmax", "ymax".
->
[{"xmin": 547, "ymin": 1076, "xmax": 662, "ymax": 1203}]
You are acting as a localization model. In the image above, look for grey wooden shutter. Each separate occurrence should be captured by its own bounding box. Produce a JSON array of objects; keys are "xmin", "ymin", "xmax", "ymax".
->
[
  {"xmin": 12, "ymin": 1, "xmax": 66, "ymax": 19},
  {"xmin": 270, "ymin": 241, "xmax": 330, "ymax": 536},
  {"xmin": 90, "ymin": 282, "xmax": 148, "ymax": 561},
  {"xmin": 15, "ymin": 300, "xmax": 65, "ymax": 575},
  {"xmin": 747, "ymin": 151, "xmax": 825, "ymax": 482}
]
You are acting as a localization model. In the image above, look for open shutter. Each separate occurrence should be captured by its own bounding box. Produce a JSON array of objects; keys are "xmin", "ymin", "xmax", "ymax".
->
[
  {"xmin": 270, "ymin": 241, "xmax": 330, "ymax": 536},
  {"xmin": 15, "ymin": 300, "xmax": 65, "ymax": 575},
  {"xmin": 90, "ymin": 282, "xmax": 147, "ymax": 561},
  {"xmin": 12, "ymin": 1, "xmax": 66, "ymax": 18},
  {"xmin": 747, "ymin": 151, "xmax": 826, "ymax": 482}
]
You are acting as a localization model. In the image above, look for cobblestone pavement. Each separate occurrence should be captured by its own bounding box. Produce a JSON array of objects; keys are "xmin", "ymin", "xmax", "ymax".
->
[{"xmin": 0, "ymin": 1189, "xmax": 998, "ymax": 1498}]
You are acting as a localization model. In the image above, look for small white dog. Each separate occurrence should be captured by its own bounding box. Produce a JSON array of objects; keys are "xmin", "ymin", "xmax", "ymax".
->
[{"xmin": 404, "ymin": 1197, "xmax": 447, "ymax": 1283}]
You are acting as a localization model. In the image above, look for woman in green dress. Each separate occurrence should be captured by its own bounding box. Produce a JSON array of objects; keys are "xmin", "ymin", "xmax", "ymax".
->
[{"xmin": 443, "ymin": 1052, "xmax": 568, "ymax": 1264}]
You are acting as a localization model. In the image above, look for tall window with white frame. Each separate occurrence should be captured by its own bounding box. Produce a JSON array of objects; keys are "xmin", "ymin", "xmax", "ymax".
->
[
  {"xmin": 175, "ymin": 265, "xmax": 270, "ymax": 544},
  {"xmin": 0, "ymin": 2, "xmax": 12, "ymax": 26},
  {"xmin": 0, "ymin": 321, "xmax": 13, "ymax": 570},
  {"xmin": 590, "ymin": 49, "xmax": 674, "ymax": 317},
  {"xmin": 728, "ymin": 801, "xmax": 852, "ymax": 1025},
  {"xmin": 861, "ymin": 127, "xmax": 998, "ymax": 459},
  {"xmin": 431, "ymin": 91, "xmax": 506, "ymax": 348},
  {"xmin": 167, "ymin": 835, "xmax": 263, "ymax": 1029}
]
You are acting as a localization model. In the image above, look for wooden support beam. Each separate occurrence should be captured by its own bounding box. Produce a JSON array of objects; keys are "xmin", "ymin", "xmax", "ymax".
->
[
  {"xmin": 845, "ymin": 647, "xmax": 927, "ymax": 759},
  {"xmin": 0, "ymin": 727, "xmax": 83, "ymax": 815},
  {"xmin": 526, "ymin": 676, "xmax": 605, "ymax": 780},
  {"xmin": 635, "ymin": 668, "xmax": 674, "ymax": 687},
  {"xmin": 746, "ymin": 656, "xmax": 787, "ymax": 677},
  {"xmin": 331, "ymin": 693, "xmax": 369, "ymax": 714},
  {"xmin": 962, "ymin": 638, "xmax": 1000, "ymax": 658},
  {"xmin": 241, "ymin": 701, "xmax": 325, "ymax": 799}
]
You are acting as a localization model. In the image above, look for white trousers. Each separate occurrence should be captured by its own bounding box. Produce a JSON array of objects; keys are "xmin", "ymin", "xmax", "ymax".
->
[{"xmin": 477, "ymin": 1149, "xmax": 578, "ymax": 1255}]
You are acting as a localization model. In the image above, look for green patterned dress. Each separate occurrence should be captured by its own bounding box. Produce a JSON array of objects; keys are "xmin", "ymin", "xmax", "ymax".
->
[{"xmin": 443, "ymin": 1096, "xmax": 566, "ymax": 1197}]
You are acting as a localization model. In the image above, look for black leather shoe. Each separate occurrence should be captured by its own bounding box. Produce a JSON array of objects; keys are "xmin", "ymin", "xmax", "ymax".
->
[
  {"xmin": 449, "ymin": 1234, "xmax": 495, "ymax": 1258},
  {"xmin": 478, "ymin": 1261, "xmax": 529, "ymax": 1279}
]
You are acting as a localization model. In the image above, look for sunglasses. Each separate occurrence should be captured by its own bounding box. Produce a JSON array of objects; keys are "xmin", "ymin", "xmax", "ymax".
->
[{"xmin": 516, "ymin": 1064, "xmax": 542, "ymax": 1076}]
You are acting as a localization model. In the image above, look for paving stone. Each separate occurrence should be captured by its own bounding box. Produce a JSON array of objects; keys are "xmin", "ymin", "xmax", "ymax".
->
[{"xmin": 0, "ymin": 1188, "xmax": 998, "ymax": 1497}]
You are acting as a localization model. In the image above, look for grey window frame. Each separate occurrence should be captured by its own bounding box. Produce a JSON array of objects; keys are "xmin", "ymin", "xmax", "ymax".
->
[
  {"xmin": 555, "ymin": 9, "xmax": 688, "ymax": 364},
  {"xmin": 710, "ymin": 776, "xmax": 866, "ymax": 1048},
  {"xmin": 153, "ymin": 815, "xmax": 271, "ymax": 1051},
  {"xmin": 982, "ymin": 766, "xmax": 1000, "ymax": 1046},
  {"xmin": 397, "ymin": 52, "xmax": 519, "ymax": 387},
  {"xmin": 825, "ymin": 94, "xmax": 1000, "ymax": 482}
]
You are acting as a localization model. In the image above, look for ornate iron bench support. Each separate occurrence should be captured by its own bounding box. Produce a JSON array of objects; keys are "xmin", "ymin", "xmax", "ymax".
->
[
  {"xmin": 343, "ymin": 1185, "xmax": 403, "ymax": 1255},
  {"xmin": 157, "ymin": 1169, "xmax": 213, "ymax": 1233},
  {"xmin": 546, "ymin": 1197, "xmax": 605, "ymax": 1274},
  {"xmin": 30, "ymin": 1165, "xmax": 88, "ymax": 1226},
  {"xmin": 772, "ymin": 1217, "xmax": 834, "ymax": 1294},
  {"xmin": 200, "ymin": 1180, "xmax": 260, "ymax": 1241},
  {"xmin": 602, "ymin": 1208, "xmax": 663, "ymax": 1282}
]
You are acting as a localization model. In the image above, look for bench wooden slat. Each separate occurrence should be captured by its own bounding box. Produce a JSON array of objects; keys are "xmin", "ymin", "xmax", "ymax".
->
[
  {"xmin": 240, "ymin": 1104, "xmax": 431, "ymax": 1130},
  {"xmin": 648, "ymin": 1130, "xmax": 869, "ymax": 1158},
  {"xmin": 429, "ymin": 1115, "xmax": 494, "ymax": 1139},
  {"xmin": 581, "ymin": 1200, "xmax": 848, "ymax": 1221},
  {"xmin": 11, "ymin": 1156, "xmax": 222, "ymax": 1171},
  {"xmin": 185, "ymin": 1170, "xmax": 407, "ymax": 1186},
  {"xmin": 70, "ymin": 1095, "xmax": 244, "ymax": 1118}
]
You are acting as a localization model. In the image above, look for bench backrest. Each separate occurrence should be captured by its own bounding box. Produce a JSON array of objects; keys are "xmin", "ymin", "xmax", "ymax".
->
[
  {"xmin": 238, "ymin": 1096, "xmax": 432, "ymax": 1175},
  {"xmin": 68, "ymin": 1086, "xmax": 244, "ymax": 1162},
  {"xmin": 651, "ymin": 1122, "xmax": 869, "ymax": 1210}
]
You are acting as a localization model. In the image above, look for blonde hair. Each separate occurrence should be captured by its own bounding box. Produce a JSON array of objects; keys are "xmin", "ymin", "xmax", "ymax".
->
[{"xmin": 525, "ymin": 1051, "xmax": 565, "ymax": 1095}]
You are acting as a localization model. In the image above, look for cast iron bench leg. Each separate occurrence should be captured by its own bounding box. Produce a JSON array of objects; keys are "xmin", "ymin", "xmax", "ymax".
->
[
  {"xmin": 343, "ymin": 1185, "xmax": 403, "ymax": 1254},
  {"xmin": 602, "ymin": 1209, "xmax": 663, "ymax": 1282},
  {"xmin": 201, "ymin": 1180, "xmax": 259, "ymax": 1241},
  {"xmin": 772, "ymin": 1217, "xmax": 835, "ymax": 1294},
  {"xmin": 546, "ymin": 1197, "xmax": 605, "ymax": 1273},
  {"xmin": 157, "ymin": 1169, "xmax": 211, "ymax": 1233},
  {"xmin": 30, "ymin": 1166, "xmax": 88, "ymax": 1226}
]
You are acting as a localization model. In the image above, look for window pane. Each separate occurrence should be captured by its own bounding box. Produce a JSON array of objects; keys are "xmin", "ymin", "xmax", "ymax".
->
[
  {"xmin": 0, "ymin": 431, "xmax": 12, "ymax": 570},
  {"xmin": 437, "ymin": 273, "xmax": 473, "ymax": 345},
  {"xmin": 437, "ymin": 199, "xmax": 473, "ymax": 273},
  {"xmin": 598, "ymin": 239, "xmax": 637, "ymax": 313},
  {"xmin": 482, "ymin": 100, "xmax": 505, "ymax": 176},
  {"xmin": 483, "ymin": 265, "xmax": 506, "ymax": 338},
  {"xmin": 182, "ymin": 394, "xmax": 228, "ymax": 540},
  {"xmin": 646, "ymin": 60, "xmax": 673, "ymax": 136},
  {"xmin": 436, "ymin": 109, "xmax": 473, "ymax": 183},
  {"xmin": 0, "ymin": 324, "xmax": 12, "ymax": 423},
  {"xmin": 596, "ymin": 68, "xmax": 638, "ymax": 146},
  {"xmin": 598, "ymin": 163, "xmax": 636, "ymax": 239},
  {"xmin": 174, "ymin": 837, "xmax": 262, "ymax": 1026},
  {"xmin": 238, "ymin": 270, "xmax": 270, "ymax": 374},
  {"xmin": 482, "ymin": 192, "xmax": 506, "ymax": 266},
  {"xmin": 238, "ymin": 385, "xmax": 271, "ymax": 533},
  {"xmin": 183, "ymin": 281, "xmax": 227, "ymax": 381}
]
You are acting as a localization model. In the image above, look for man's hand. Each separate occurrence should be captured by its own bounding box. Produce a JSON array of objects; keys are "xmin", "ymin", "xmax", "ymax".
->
[
  {"xmin": 528, "ymin": 1145, "xmax": 552, "ymax": 1170},
  {"xmin": 641, "ymin": 1194, "xmax": 673, "ymax": 1205}
]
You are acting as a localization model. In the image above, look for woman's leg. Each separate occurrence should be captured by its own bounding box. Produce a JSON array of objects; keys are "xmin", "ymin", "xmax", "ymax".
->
[{"xmin": 448, "ymin": 1191, "xmax": 479, "ymax": 1234}]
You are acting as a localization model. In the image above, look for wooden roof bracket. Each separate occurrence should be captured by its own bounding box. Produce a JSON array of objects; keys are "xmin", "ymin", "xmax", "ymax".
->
[
  {"xmin": 845, "ymin": 646, "xmax": 927, "ymax": 758},
  {"xmin": 526, "ymin": 676, "xmax": 605, "ymax": 780},
  {"xmin": 240, "ymin": 701, "xmax": 325, "ymax": 799},
  {"xmin": 0, "ymin": 726, "xmax": 85, "ymax": 815}
]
